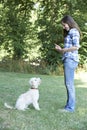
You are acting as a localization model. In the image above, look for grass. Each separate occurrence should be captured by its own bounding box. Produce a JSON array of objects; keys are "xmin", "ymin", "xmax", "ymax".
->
[{"xmin": 0, "ymin": 71, "xmax": 87, "ymax": 130}]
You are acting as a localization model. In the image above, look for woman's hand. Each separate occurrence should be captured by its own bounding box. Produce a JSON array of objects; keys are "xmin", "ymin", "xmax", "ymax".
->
[{"xmin": 55, "ymin": 44, "xmax": 62, "ymax": 51}]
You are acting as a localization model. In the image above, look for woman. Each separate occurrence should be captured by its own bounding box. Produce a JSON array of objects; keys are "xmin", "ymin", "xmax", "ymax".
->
[{"xmin": 55, "ymin": 15, "xmax": 81, "ymax": 112}]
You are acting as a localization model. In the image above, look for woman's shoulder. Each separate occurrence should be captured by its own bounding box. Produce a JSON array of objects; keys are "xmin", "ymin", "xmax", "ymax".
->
[
  {"xmin": 69, "ymin": 28, "xmax": 80, "ymax": 37},
  {"xmin": 69, "ymin": 28, "xmax": 79, "ymax": 33}
]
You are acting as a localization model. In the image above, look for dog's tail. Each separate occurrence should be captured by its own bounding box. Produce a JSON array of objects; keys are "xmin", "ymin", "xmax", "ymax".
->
[{"xmin": 4, "ymin": 102, "xmax": 15, "ymax": 109}]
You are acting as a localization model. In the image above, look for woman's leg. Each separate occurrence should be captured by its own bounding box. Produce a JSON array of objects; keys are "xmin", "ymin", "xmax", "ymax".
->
[{"xmin": 64, "ymin": 59, "xmax": 78, "ymax": 112}]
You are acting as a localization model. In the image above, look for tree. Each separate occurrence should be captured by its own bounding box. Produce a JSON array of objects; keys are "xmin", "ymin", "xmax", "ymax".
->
[
  {"xmin": 0, "ymin": 0, "xmax": 36, "ymax": 60},
  {"xmin": 0, "ymin": 0, "xmax": 87, "ymax": 69},
  {"xmin": 36, "ymin": 0, "xmax": 87, "ymax": 67}
]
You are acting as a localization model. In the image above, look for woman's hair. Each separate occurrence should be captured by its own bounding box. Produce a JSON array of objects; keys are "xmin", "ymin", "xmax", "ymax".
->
[{"xmin": 61, "ymin": 15, "xmax": 81, "ymax": 37}]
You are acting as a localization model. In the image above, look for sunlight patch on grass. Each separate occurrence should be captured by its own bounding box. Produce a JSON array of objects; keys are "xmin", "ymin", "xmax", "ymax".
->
[
  {"xmin": 77, "ymin": 108, "xmax": 86, "ymax": 115},
  {"xmin": 75, "ymin": 72, "xmax": 87, "ymax": 88}
]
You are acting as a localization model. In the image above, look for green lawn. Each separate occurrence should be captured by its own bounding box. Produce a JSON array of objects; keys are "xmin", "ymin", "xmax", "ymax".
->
[{"xmin": 0, "ymin": 71, "xmax": 87, "ymax": 130}]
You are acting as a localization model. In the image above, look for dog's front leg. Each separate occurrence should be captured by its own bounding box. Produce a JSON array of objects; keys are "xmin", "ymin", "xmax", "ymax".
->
[{"xmin": 33, "ymin": 101, "xmax": 40, "ymax": 111}]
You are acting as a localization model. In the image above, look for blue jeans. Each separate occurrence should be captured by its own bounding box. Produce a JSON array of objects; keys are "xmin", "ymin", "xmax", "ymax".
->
[{"xmin": 63, "ymin": 58, "xmax": 78, "ymax": 112}]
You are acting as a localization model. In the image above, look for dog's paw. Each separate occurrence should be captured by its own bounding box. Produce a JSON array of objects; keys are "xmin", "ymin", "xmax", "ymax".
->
[{"xmin": 36, "ymin": 108, "xmax": 40, "ymax": 111}]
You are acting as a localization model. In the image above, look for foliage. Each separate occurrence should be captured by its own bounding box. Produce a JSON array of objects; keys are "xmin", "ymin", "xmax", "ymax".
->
[
  {"xmin": 0, "ymin": 0, "xmax": 39, "ymax": 60},
  {"xmin": 36, "ymin": 0, "xmax": 87, "ymax": 67},
  {"xmin": 0, "ymin": 0, "xmax": 87, "ymax": 72},
  {"xmin": 0, "ymin": 58, "xmax": 64, "ymax": 75}
]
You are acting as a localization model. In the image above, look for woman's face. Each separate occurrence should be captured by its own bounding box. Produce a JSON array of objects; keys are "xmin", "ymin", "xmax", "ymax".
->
[{"xmin": 62, "ymin": 22, "xmax": 70, "ymax": 31}]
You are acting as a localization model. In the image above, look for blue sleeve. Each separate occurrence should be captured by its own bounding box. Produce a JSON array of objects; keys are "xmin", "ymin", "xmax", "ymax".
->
[{"xmin": 69, "ymin": 29, "xmax": 80, "ymax": 48}]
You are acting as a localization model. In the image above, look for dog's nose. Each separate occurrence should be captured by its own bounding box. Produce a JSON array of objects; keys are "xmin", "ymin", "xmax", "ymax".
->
[{"xmin": 38, "ymin": 77, "xmax": 41, "ymax": 79}]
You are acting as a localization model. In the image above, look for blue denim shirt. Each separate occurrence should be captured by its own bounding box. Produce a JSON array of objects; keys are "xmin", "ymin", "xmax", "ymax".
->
[{"xmin": 62, "ymin": 28, "xmax": 80, "ymax": 62}]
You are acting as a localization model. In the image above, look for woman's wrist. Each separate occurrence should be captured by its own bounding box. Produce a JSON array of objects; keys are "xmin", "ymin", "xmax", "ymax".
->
[{"xmin": 62, "ymin": 48, "xmax": 69, "ymax": 53}]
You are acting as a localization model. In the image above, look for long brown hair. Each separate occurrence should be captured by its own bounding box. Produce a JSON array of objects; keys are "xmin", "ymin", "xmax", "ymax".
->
[{"xmin": 61, "ymin": 15, "xmax": 81, "ymax": 37}]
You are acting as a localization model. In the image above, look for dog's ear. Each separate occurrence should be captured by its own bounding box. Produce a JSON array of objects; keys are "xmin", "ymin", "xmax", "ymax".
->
[{"xmin": 29, "ymin": 79, "xmax": 33, "ymax": 86}]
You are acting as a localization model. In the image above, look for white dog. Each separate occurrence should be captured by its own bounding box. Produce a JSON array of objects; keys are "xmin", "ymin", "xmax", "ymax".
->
[{"xmin": 4, "ymin": 77, "xmax": 41, "ymax": 111}]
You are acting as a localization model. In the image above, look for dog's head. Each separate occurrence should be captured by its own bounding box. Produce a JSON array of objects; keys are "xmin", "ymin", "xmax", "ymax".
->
[{"xmin": 29, "ymin": 77, "xmax": 41, "ymax": 89}]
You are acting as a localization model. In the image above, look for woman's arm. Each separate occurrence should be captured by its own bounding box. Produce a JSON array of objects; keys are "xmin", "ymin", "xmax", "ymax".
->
[
  {"xmin": 61, "ymin": 46, "xmax": 79, "ymax": 53},
  {"xmin": 55, "ymin": 44, "xmax": 79, "ymax": 53}
]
